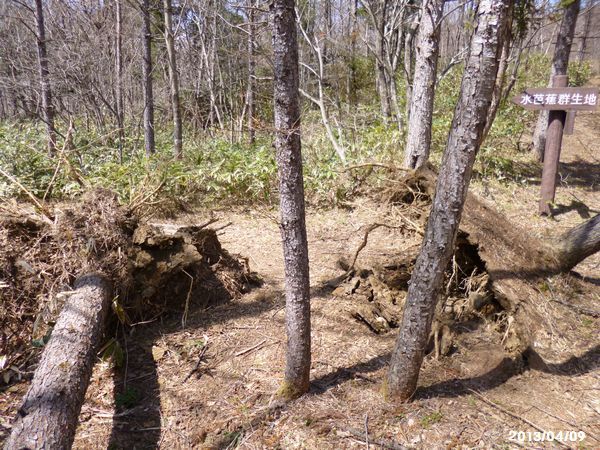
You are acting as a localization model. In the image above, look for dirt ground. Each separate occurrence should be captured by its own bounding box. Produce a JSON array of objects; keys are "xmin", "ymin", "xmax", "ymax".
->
[{"xmin": 1, "ymin": 114, "xmax": 599, "ymax": 449}]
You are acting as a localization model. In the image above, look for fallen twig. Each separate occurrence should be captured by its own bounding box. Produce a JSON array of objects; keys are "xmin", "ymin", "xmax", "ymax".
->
[
  {"xmin": 197, "ymin": 217, "xmax": 220, "ymax": 229},
  {"xmin": 364, "ymin": 414, "xmax": 370, "ymax": 450},
  {"xmin": 341, "ymin": 427, "xmax": 407, "ymax": 450},
  {"xmin": 469, "ymin": 389, "xmax": 570, "ymax": 449},
  {"xmin": 235, "ymin": 339, "xmax": 267, "ymax": 357},
  {"xmin": 531, "ymin": 404, "xmax": 600, "ymax": 443},
  {"xmin": 183, "ymin": 344, "xmax": 209, "ymax": 382},
  {"xmin": 214, "ymin": 221, "xmax": 233, "ymax": 233},
  {"xmin": 548, "ymin": 298, "xmax": 600, "ymax": 318}
]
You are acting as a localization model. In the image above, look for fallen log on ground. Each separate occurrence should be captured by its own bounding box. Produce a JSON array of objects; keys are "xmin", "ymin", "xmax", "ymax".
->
[
  {"xmin": 5, "ymin": 274, "xmax": 111, "ymax": 450},
  {"xmin": 553, "ymin": 213, "xmax": 600, "ymax": 273}
]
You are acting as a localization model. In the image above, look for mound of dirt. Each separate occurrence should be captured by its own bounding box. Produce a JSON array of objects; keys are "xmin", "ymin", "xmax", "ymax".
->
[
  {"xmin": 129, "ymin": 223, "xmax": 260, "ymax": 317},
  {"xmin": 0, "ymin": 191, "xmax": 259, "ymax": 385}
]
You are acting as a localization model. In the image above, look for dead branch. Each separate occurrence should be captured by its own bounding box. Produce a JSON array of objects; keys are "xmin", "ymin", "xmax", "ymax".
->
[
  {"xmin": 235, "ymin": 339, "xmax": 267, "ymax": 357},
  {"xmin": 0, "ymin": 166, "xmax": 53, "ymax": 221},
  {"xmin": 348, "ymin": 223, "xmax": 405, "ymax": 272},
  {"xmin": 469, "ymin": 389, "xmax": 570, "ymax": 450},
  {"xmin": 183, "ymin": 343, "xmax": 209, "ymax": 382}
]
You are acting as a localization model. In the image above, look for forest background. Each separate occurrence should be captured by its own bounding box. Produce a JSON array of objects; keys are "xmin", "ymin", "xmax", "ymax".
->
[{"xmin": 1, "ymin": 0, "xmax": 598, "ymax": 212}]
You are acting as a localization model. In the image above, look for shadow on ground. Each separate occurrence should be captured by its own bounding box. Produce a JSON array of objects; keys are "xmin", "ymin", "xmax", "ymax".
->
[
  {"xmin": 306, "ymin": 343, "xmax": 599, "ymax": 401},
  {"xmin": 105, "ymin": 283, "xmax": 280, "ymax": 449}
]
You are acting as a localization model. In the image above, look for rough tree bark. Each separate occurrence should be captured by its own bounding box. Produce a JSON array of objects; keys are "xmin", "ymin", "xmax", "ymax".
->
[
  {"xmin": 142, "ymin": 0, "xmax": 156, "ymax": 156},
  {"xmin": 375, "ymin": 1, "xmax": 392, "ymax": 119},
  {"xmin": 532, "ymin": 0, "xmax": 580, "ymax": 161},
  {"xmin": 481, "ymin": 1, "xmax": 514, "ymax": 143},
  {"xmin": 271, "ymin": 0, "xmax": 311, "ymax": 400},
  {"xmin": 5, "ymin": 274, "xmax": 112, "ymax": 450},
  {"xmin": 246, "ymin": 0, "xmax": 256, "ymax": 145},
  {"xmin": 552, "ymin": 214, "xmax": 600, "ymax": 273},
  {"xmin": 403, "ymin": 0, "xmax": 445, "ymax": 169},
  {"xmin": 115, "ymin": 0, "xmax": 124, "ymax": 163},
  {"xmin": 385, "ymin": 0, "xmax": 510, "ymax": 402},
  {"xmin": 164, "ymin": 0, "xmax": 183, "ymax": 158},
  {"xmin": 403, "ymin": 18, "xmax": 418, "ymax": 119},
  {"xmin": 34, "ymin": 0, "xmax": 57, "ymax": 155}
]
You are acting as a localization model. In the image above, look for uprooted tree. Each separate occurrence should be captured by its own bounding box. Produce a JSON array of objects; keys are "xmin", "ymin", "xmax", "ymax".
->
[
  {"xmin": 385, "ymin": 0, "xmax": 512, "ymax": 402},
  {"xmin": 1, "ymin": 192, "xmax": 258, "ymax": 449}
]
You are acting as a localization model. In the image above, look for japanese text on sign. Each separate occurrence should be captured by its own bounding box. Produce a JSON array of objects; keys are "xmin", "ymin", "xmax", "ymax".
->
[
  {"xmin": 520, "ymin": 92, "xmax": 597, "ymax": 107},
  {"xmin": 512, "ymin": 86, "xmax": 599, "ymax": 111}
]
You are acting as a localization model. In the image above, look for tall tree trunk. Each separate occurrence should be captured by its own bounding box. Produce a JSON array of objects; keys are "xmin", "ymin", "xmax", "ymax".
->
[
  {"xmin": 403, "ymin": 0, "xmax": 445, "ymax": 169},
  {"xmin": 34, "ymin": 0, "xmax": 57, "ymax": 155},
  {"xmin": 348, "ymin": 0, "xmax": 358, "ymax": 109},
  {"xmin": 247, "ymin": 0, "xmax": 256, "ymax": 145},
  {"xmin": 385, "ymin": 0, "xmax": 510, "ymax": 402},
  {"xmin": 481, "ymin": 1, "xmax": 514, "ymax": 143},
  {"xmin": 375, "ymin": 2, "xmax": 391, "ymax": 119},
  {"xmin": 164, "ymin": 0, "xmax": 183, "ymax": 158},
  {"xmin": 142, "ymin": 0, "xmax": 155, "ymax": 156},
  {"xmin": 403, "ymin": 20, "xmax": 418, "ymax": 119},
  {"xmin": 322, "ymin": 0, "xmax": 332, "ymax": 62},
  {"xmin": 531, "ymin": 0, "xmax": 580, "ymax": 161},
  {"xmin": 115, "ymin": 0, "xmax": 124, "ymax": 163},
  {"xmin": 271, "ymin": 0, "xmax": 311, "ymax": 400},
  {"xmin": 5, "ymin": 274, "xmax": 112, "ymax": 450},
  {"xmin": 577, "ymin": 0, "xmax": 592, "ymax": 63}
]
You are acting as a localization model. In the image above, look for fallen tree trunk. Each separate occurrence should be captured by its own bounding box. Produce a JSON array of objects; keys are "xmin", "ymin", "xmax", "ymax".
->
[
  {"xmin": 5, "ymin": 274, "xmax": 112, "ymax": 450},
  {"xmin": 553, "ymin": 214, "xmax": 600, "ymax": 273}
]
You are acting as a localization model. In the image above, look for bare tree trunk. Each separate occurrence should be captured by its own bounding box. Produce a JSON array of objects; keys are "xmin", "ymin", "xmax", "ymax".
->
[
  {"xmin": 481, "ymin": 1, "xmax": 514, "ymax": 143},
  {"xmin": 115, "ymin": 0, "xmax": 124, "ymax": 163},
  {"xmin": 403, "ymin": 0, "xmax": 445, "ymax": 169},
  {"xmin": 34, "ymin": 0, "xmax": 57, "ymax": 155},
  {"xmin": 164, "ymin": 0, "xmax": 183, "ymax": 158},
  {"xmin": 297, "ymin": 13, "xmax": 347, "ymax": 163},
  {"xmin": 375, "ymin": 2, "xmax": 391, "ymax": 119},
  {"xmin": 577, "ymin": 0, "xmax": 592, "ymax": 62},
  {"xmin": 247, "ymin": 0, "xmax": 256, "ymax": 145},
  {"xmin": 403, "ymin": 20, "xmax": 418, "ymax": 119},
  {"xmin": 142, "ymin": 0, "xmax": 155, "ymax": 156},
  {"xmin": 385, "ymin": 0, "xmax": 510, "ymax": 402},
  {"xmin": 501, "ymin": 35, "xmax": 525, "ymax": 103},
  {"xmin": 272, "ymin": 0, "xmax": 311, "ymax": 400},
  {"xmin": 532, "ymin": 0, "xmax": 580, "ymax": 161},
  {"xmin": 5, "ymin": 274, "xmax": 112, "ymax": 450},
  {"xmin": 348, "ymin": 0, "xmax": 358, "ymax": 109}
]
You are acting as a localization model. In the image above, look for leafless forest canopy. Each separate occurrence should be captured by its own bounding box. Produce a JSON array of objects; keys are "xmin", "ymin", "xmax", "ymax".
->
[{"xmin": 1, "ymin": 0, "xmax": 599, "ymax": 142}]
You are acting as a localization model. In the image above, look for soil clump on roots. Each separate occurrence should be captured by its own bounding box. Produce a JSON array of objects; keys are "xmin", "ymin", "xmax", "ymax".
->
[
  {"xmin": 0, "ymin": 189, "xmax": 258, "ymax": 388},
  {"xmin": 338, "ymin": 165, "xmax": 585, "ymax": 360}
]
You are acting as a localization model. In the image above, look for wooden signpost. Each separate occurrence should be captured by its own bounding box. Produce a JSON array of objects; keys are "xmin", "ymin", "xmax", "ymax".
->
[{"xmin": 512, "ymin": 75, "xmax": 599, "ymax": 215}]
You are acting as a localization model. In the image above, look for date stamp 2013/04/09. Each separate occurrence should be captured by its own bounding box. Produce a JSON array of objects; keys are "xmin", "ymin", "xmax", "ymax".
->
[{"xmin": 508, "ymin": 430, "xmax": 586, "ymax": 443}]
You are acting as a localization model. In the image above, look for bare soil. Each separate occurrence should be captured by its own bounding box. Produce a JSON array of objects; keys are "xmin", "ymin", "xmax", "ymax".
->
[{"xmin": 1, "ymin": 107, "xmax": 599, "ymax": 450}]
